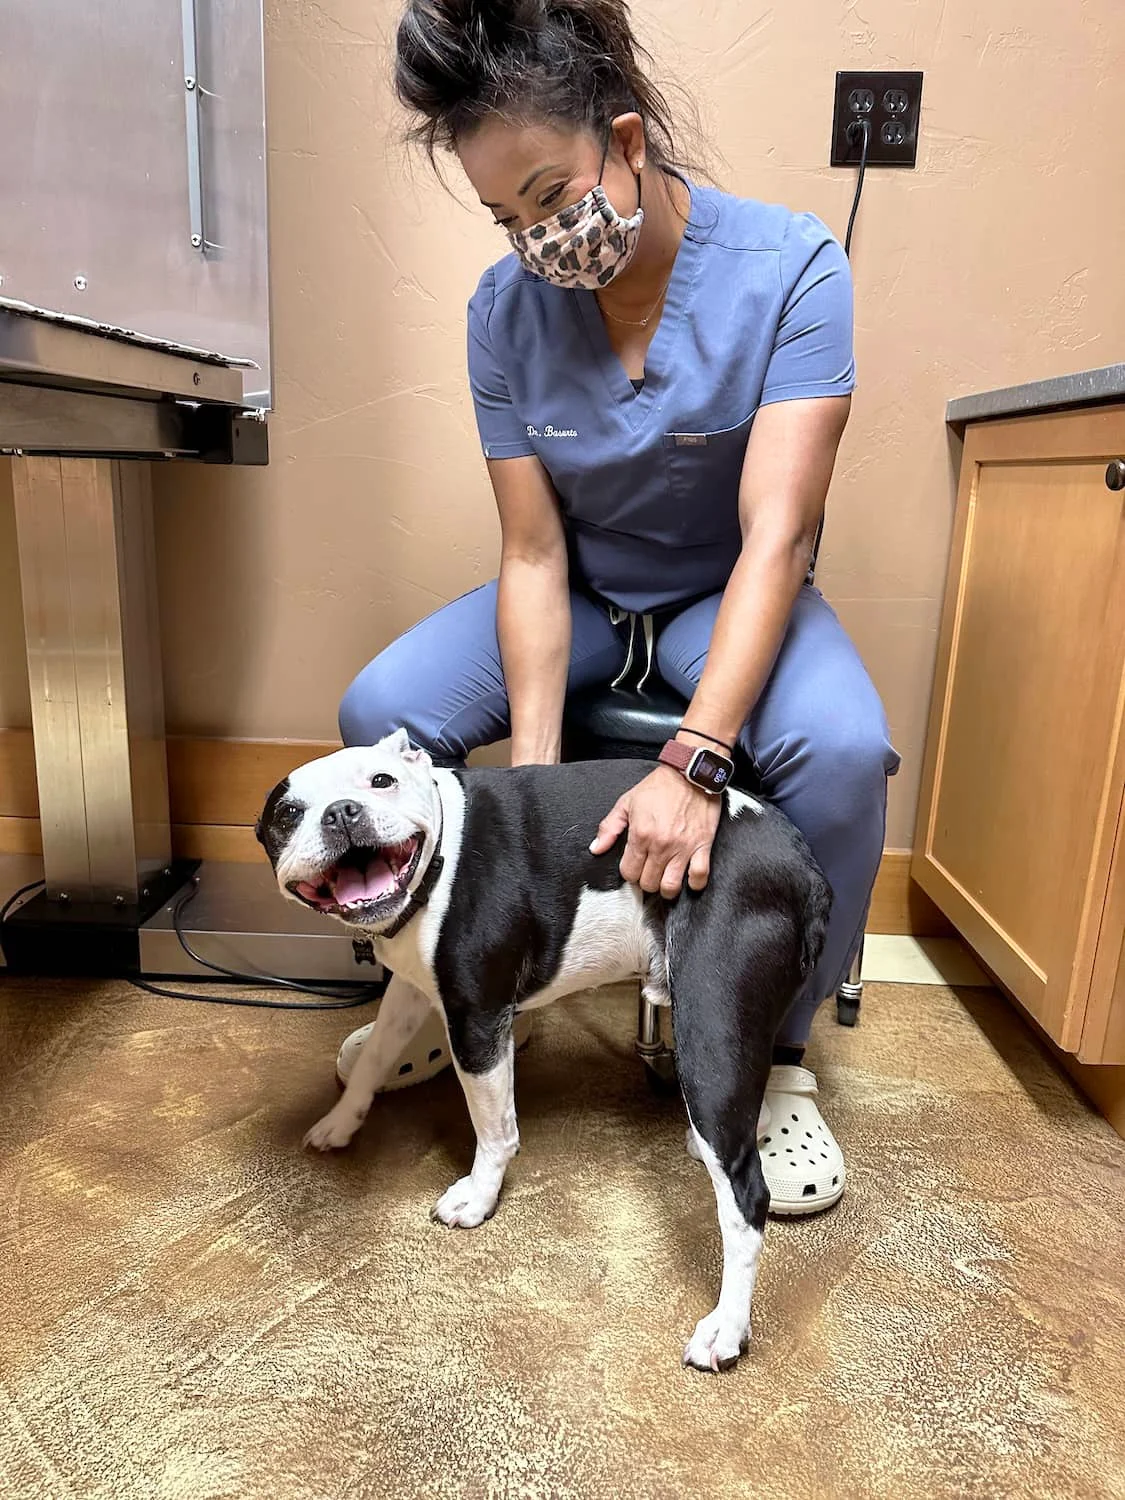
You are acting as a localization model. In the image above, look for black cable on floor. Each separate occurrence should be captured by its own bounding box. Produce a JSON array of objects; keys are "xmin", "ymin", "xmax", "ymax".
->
[
  {"xmin": 1, "ymin": 874, "xmax": 384, "ymax": 1012},
  {"xmin": 129, "ymin": 879, "xmax": 385, "ymax": 1009},
  {"xmin": 129, "ymin": 974, "xmax": 379, "ymax": 1011},
  {"xmin": 844, "ymin": 117, "xmax": 871, "ymax": 259},
  {"xmin": 168, "ymin": 878, "xmax": 378, "ymax": 999}
]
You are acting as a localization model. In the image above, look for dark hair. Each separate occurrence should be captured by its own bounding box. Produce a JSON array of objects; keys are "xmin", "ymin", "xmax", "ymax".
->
[{"xmin": 395, "ymin": 0, "xmax": 682, "ymax": 168}]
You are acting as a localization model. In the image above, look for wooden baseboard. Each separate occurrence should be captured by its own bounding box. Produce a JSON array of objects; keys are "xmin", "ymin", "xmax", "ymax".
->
[
  {"xmin": 867, "ymin": 850, "xmax": 952, "ymax": 938},
  {"xmin": 164, "ymin": 735, "xmax": 334, "ymax": 828},
  {"xmin": 987, "ymin": 966, "xmax": 1125, "ymax": 1141},
  {"xmin": 1058, "ymin": 1055, "xmax": 1125, "ymax": 1138},
  {"xmin": 0, "ymin": 815, "xmax": 42, "ymax": 855},
  {"xmin": 170, "ymin": 822, "xmax": 261, "ymax": 862},
  {"xmin": 0, "ymin": 728, "xmax": 946, "ymax": 933},
  {"xmin": 0, "ymin": 727, "xmax": 37, "ymax": 818}
]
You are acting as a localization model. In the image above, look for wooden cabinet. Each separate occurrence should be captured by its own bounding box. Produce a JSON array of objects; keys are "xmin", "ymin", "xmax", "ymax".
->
[{"xmin": 913, "ymin": 406, "xmax": 1125, "ymax": 1065}]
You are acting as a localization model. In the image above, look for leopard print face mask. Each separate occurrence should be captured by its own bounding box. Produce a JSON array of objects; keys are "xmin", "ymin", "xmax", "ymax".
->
[{"xmin": 507, "ymin": 167, "xmax": 644, "ymax": 291}]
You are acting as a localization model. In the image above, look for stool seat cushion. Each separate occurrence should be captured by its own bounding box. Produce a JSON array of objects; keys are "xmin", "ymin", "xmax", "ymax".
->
[
  {"xmin": 562, "ymin": 682, "xmax": 759, "ymax": 791},
  {"xmin": 563, "ymin": 681, "xmax": 686, "ymax": 757}
]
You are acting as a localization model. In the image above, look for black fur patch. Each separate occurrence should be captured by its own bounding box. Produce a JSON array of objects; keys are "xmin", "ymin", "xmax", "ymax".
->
[
  {"xmin": 433, "ymin": 761, "xmax": 648, "ymax": 1068},
  {"xmin": 256, "ymin": 777, "xmax": 304, "ymax": 865}
]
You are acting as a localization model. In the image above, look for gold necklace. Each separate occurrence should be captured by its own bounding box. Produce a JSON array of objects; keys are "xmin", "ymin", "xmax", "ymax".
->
[{"xmin": 597, "ymin": 267, "xmax": 675, "ymax": 328}]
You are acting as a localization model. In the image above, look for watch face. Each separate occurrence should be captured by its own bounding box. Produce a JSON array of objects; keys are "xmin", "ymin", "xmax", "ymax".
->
[{"xmin": 688, "ymin": 748, "xmax": 733, "ymax": 793}]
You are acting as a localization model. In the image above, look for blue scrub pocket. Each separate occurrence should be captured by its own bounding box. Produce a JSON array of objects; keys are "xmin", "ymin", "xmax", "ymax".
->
[{"xmin": 663, "ymin": 412, "xmax": 756, "ymax": 537}]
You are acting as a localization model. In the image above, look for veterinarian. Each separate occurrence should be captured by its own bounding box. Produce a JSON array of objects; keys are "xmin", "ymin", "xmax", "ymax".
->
[{"xmin": 337, "ymin": 0, "xmax": 900, "ymax": 1215}]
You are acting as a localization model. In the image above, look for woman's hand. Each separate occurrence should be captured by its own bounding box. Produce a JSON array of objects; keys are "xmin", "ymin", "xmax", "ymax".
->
[{"xmin": 590, "ymin": 765, "xmax": 722, "ymax": 898}]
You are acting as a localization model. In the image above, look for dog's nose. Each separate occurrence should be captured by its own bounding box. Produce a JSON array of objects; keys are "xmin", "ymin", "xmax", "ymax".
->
[{"xmin": 322, "ymin": 799, "xmax": 363, "ymax": 831}]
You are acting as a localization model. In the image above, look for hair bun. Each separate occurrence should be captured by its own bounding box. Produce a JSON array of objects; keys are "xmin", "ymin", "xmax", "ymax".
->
[
  {"xmin": 396, "ymin": 0, "xmax": 681, "ymax": 172},
  {"xmin": 423, "ymin": 0, "xmax": 542, "ymax": 47}
]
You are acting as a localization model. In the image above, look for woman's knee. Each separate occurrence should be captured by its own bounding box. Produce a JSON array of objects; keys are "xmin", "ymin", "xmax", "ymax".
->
[
  {"xmin": 764, "ymin": 709, "xmax": 896, "ymax": 833},
  {"xmin": 338, "ymin": 633, "xmax": 509, "ymax": 762},
  {"xmin": 338, "ymin": 651, "xmax": 404, "ymax": 747},
  {"xmin": 822, "ymin": 711, "xmax": 897, "ymax": 790}
]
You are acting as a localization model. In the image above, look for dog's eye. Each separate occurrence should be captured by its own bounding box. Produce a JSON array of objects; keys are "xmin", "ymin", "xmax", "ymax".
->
[{"xmin": 370, "ymin": 773, "xmax": 397, "ymax": 790}]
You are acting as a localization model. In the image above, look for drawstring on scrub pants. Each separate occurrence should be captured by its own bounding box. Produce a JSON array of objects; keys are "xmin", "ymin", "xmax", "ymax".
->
[{"xmin": 608, "ymin": 607, "xmax": 657, "ymax": 692}]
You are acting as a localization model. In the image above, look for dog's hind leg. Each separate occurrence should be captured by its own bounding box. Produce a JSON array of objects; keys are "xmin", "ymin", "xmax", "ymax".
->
[
  {"xmin": 680, "ymin": 1120, "xmax": 767, "ymax": 1372},
  {"xmin": 432, "ymin": 1020, "xmax": 518, "ymax": 1229},
  {"xmin": 303, "ymin": 975, "xmax": 433, "ymax": 1151},
  {"xmin": 670, "ymin": 914, "xmax": 795, "ymax": 1371}
]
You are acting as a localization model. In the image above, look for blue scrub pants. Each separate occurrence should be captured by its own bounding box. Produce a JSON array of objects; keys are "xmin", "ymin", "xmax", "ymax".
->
[{"xmin": 339, "ymin": 581, "xmax": 899, "ymax": 1048}]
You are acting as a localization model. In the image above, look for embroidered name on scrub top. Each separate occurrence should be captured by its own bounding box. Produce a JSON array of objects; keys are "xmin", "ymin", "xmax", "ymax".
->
[{"xmin": 467, "ymin": 180, "xmax": 855, "ymax": 615}]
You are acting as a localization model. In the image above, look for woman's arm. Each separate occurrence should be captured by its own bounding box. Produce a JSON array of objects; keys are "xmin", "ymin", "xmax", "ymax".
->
[
  {"xmin": 490, "ymin": 455, "xmax": 572, "ymax": 766},
  {"xmin": 591, "ymin": 394, "xmax": 851, "ymax": 895},
  {"xmin": 679, "ymin": 394, "xmax": 852, "ymax": 752}
]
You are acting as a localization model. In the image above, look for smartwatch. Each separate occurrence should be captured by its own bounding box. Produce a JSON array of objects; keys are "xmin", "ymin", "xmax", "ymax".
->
[{"xmin": 658, "ymin": 739, "xmax": 735, "ymax": 796}]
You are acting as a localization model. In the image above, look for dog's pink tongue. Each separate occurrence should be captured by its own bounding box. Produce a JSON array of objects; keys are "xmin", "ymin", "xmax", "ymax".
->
[{"xmin": 334, "ymin": 859, "xmax": 396, "ymax": 906}]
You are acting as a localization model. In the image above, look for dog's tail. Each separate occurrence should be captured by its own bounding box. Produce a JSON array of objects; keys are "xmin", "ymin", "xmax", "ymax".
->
[{"xmin": 800, "ymin": 869, "xmax": 833, "ymax": 980}]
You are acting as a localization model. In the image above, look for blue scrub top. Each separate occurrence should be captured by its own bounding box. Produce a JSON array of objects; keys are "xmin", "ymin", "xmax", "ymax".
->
[{"xmin": 467, "ymin": 180, "xmax": 855, "ymax": 614}]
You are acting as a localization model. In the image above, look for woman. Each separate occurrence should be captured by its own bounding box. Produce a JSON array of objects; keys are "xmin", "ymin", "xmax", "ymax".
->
[{"xmin": 337, "ymin": 0, "xmax": 899, "ymax": 1215}]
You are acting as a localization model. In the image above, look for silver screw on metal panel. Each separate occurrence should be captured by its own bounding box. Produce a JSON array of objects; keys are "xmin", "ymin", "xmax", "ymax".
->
[
  {"xmin": 190, "ymin": 234, "xmax": 203, "ymax": 248},
  {"xmin": 185, "ymin": 75, "xmax": 196, "ymax": 90},
  {"xmin": 114, "ymin": 894, "xmax": 126, "ymax": 907},
  {"xmin": 74, "ymin": 275, "xmax": 88, "ymax": 291}
]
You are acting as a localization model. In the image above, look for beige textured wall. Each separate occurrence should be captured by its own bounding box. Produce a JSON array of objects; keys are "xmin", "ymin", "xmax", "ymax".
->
[{"xmin": 2, "ymin": 0, "xmax": 1123, "ymax": 848}]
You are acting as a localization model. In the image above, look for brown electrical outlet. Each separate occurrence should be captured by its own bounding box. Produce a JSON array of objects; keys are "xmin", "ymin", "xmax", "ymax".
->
[{"xmin": 831, "ymin": 70, "xmax": 923, "ymax": 168}]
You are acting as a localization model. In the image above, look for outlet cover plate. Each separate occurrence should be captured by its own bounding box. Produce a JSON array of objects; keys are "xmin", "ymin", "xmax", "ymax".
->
[{"xmin": 831, "ymin": 70, "xmax": 923, "ymax": 167}]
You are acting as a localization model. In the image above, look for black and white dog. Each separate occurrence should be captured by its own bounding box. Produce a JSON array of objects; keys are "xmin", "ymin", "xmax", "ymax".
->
[{"xmin": 257, "ymin": 729, "xmax": 831, "ymax": 1371}]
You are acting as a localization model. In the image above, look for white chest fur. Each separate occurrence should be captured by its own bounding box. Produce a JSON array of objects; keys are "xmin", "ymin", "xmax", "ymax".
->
[{"xmin": 373, "ymin": 769, "xmax": 465, "ymax": 1004}]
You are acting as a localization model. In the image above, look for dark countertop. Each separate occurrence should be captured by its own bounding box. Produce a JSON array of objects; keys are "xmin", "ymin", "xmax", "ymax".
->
[{"xmin": 947, "ymin": 363, "xmax": 1125, "ymax": 425}]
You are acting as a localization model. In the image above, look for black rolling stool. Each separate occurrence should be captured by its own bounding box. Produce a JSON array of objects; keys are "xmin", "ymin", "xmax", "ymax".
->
[{"xmin": 561, "ymin": 662, "xmax": 865, "ymax": 1087}]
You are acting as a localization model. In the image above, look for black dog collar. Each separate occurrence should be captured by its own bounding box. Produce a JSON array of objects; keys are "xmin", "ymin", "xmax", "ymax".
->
[{"xmin": 379, "ymin": 787, "xmax": 444, "ymax": 940}]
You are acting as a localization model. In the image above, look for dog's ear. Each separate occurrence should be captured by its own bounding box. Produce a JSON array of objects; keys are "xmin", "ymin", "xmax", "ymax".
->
[
  {"xmin": 254, "ymin": 818, "xmax": 265, "ymax": 846},
  {"xmin": 379, "ymin": 727, "xmax": 412, "ymax": 756},
  {"xmin": 402, "ymin": 744, "xmax": 431, "ymax": 767}
]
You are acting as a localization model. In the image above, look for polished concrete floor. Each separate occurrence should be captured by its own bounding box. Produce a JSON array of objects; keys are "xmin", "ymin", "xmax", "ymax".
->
[{"xmin": 1, "ymin": 974, "xmax": 1123, "ymax": 1500}]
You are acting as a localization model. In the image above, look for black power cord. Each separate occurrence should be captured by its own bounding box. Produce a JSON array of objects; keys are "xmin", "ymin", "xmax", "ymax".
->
[
  {"xmin": 1, "ymin": 874, "xmax": 384, "ymax": 1013},
  {"xmin": 130, "ymin": 973, "xmax": 380, "ymax": 1010},
  {"xmin": 807, "ymin": 115, "xmax": 873, "ymax": 583},
  {"xmin": 131, "ymin": 878, "xmax": 385, "ymax": 1009},
  {"xmin": 843, "ymin": 117, "xmax": 872, "ymax": 259}
]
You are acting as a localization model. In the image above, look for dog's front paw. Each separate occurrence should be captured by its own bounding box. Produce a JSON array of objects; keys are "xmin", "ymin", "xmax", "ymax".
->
[
  {"xmin": 682, "ymin": 1309, "xmax": 748, "ymax": 1372},
  {"xmin": 431, "ymin": 1176, "xmax": 498, "ymax": 1229},
  {"xmin": 303, "ymin": 1106, "xmax": 361, "ymax": 1152}
]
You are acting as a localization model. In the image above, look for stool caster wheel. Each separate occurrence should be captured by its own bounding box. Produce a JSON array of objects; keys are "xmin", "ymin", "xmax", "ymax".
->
[
  {"xmin": 642, "ymin": 1050, "xmax": 679, "ymax": 1094},
  {"xmin": 835, "ymin": 940, "xmax": 864, "ymax": 1027},
  {"xmin": 836, "ymin": 997, "xmax": 860, "ymax": 1027}
]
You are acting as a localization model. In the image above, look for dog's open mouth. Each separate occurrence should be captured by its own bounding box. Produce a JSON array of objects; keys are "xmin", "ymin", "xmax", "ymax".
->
[{"xmin": 289, "ymin": 835, "xmax": 423, "ymax": 917}]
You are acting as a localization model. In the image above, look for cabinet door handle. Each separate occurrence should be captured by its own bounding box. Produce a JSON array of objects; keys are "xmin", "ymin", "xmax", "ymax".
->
[{"xmin": 1107, "ymin": 460, "xmax": 1125, "ymax": 492}]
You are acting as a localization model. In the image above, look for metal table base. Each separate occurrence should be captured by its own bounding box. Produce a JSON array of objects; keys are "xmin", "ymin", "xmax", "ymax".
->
[{"xmin": 0, "ymin": 310, "xmax": 305, "ymax": 982}]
